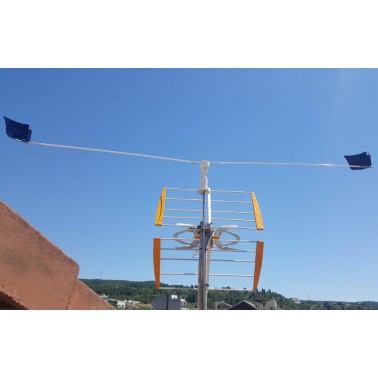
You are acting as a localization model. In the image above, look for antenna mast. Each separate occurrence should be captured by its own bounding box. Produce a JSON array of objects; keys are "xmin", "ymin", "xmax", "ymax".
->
[{"xmin": 197, "ymin": 161, "xmax": 212, "ymax": 309}]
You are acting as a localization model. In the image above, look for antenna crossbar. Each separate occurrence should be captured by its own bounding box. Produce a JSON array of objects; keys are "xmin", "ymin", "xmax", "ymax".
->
[
  {"xmin": 160, "ymin": 237, "xmax": 258, "ymax": 243},
  {"xmin": 211, "ymin": 199, "xmax": 252, "ymax": 204},
  {"xmin": 211, "ymin": 160, "xmax": 371, "ymax": 169},
  {"xmin": 161, "ymin": 273, "xmax": 254, "ymax": 277},
  {"xmin": 166, "ymin": 198, "xmax": 202, "ymax": 202},
  {"xmin": 159, "ymin": 223, "xmax": 261, "ymax": 230},
  {"xmin": 159, "ymin": 287, "xmax": 254, "ymax": 292},
  {"xmin": 163, "ymin": 215, "xmax": 256, "ymax": 223},
  {"xmin": 161, "ymin": 248, "xmax": 257, "ymax": 253},
  {"xmin": 165, "ymin": 208, "xmax": 254, "ymax": 215},
  {"xmin": 28, "ymin": 141, "xmax": 199, "ymax": 164},
  {"xmin": 161, "ymin": 257, "xmax": 255, "ymax": 263}
]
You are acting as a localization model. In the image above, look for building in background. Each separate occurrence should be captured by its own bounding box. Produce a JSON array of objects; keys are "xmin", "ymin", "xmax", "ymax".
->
[{"xmin": 153, "ymin": 294, "xmax": 187, "ymax": 310}]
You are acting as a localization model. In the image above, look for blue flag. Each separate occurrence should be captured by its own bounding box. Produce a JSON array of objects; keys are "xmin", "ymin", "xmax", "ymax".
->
[
  {"xmin": 344, "ymin": 152, "xmax": 372, "ymax": 170},
  {"xmin": 4, "ymin": 116, "xmax": 32, "ymax": 143}
]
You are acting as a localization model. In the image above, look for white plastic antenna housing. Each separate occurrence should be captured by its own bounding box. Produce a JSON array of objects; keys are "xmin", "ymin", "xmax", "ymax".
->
[{"xmin": 198, "ymin": 160, "xmax": 210, "ymax": 194}]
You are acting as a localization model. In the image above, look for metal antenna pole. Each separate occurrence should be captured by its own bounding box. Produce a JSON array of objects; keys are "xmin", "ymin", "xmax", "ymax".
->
[
  {"xmin": 197, "ymin": 161, "xmax": 212, "ymax": 310},
  {"xmin": 197, "ymin": 193, "xmax": 208, "ymax": 310}
]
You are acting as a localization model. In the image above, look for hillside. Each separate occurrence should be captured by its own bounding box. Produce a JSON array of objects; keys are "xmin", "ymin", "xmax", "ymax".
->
[{"xmin": 80, "ymin": 279, "xmax": 377, "ymax": 310}]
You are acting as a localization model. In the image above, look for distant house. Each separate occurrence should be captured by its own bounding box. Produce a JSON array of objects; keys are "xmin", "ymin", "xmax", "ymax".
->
[
  {"xmin": 107, "ymin": 299, "xmax": 146, "ymax": 310},
  {"xmin": 153, "ymin": 295, "xmax": 186, "ymax": 310},
  {"xmin": 254, "ymin": 298, "xmax": 278, "ymax": 310},
  {"xmin": 228, "ymin": 300, "xmax": 259, "ymax": 310},
  {"xmin": 210, "ymin": 302, "xmax": 232, "ymax": 310},
  {"xmin": 210, "ymin": 299, "xmax": 276, "ymax": 310},
  {"xmin": 107, "ymin": 299, "xmax": 119, "ymax": 308},
  {"xmin": 263, "ymin": 299, "xmax": 277, "ymax": 310},
  {"xmin": 115, "ymin": 301, "xmax": 128, "ymax": 309}
]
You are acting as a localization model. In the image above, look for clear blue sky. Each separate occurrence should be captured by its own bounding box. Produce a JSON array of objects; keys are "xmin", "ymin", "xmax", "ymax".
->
[{"xmin": 1, "ymin": 68, "xmax": 377, "ymax": 301}]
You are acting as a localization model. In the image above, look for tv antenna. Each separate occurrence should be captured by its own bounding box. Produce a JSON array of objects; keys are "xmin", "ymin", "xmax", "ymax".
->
[{"xmin": 3, "ymin": 116, "xmax": 373, "ymax": 310}]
